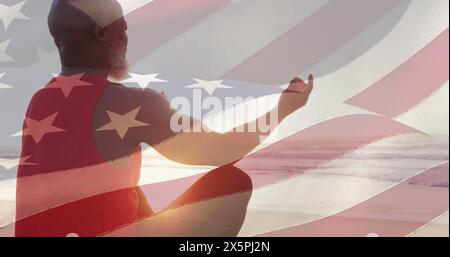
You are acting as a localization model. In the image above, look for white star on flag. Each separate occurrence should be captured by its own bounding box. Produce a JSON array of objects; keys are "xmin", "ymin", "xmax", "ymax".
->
[
  {"xmin": 185, "ymin": 79, "xmax": 233, "ymax": 95},
  {"xmin": 0, "ymin": 73, "xmax": 12, "ymax": 89},
  {"xmin": 46, "ymin": 73, "xmax": 93, "ymax": 98},
  {"xmin": 122, "ymin": 73, "xmax": 168, "ymax": 89},
  {"xmin": 0, "ymin": 156, "xmax": 37, "ymax": 170},
  {"xmin": 0, "ymin": 39, "xmax": 13, "ymax": 62},
  {"xmin": 0, "ymin": 1, "xmax": 30, "ymax": 30},
  {"xmin": 21, "ymin": 112, "xmax": 66, "ymax": 143},
  {"xmin": 96, "ymin": 107, "xmax": 149, "ymax": 139}
]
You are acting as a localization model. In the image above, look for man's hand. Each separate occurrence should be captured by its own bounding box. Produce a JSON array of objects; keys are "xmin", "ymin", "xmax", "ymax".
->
[{"xmin": 278, "ymin": 74, "xmax": 314, "ymax": 118}]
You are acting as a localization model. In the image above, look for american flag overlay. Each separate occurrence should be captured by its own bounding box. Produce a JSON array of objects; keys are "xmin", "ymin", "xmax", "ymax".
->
[{"xmin": 0, "ymin": 0, "xmax": 448, "ymax": 237}]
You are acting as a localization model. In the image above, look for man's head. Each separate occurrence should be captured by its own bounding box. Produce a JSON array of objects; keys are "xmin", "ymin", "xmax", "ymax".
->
[{"xmin": 48, "ymin": 0, "xmax": 129, "ymax": 80}]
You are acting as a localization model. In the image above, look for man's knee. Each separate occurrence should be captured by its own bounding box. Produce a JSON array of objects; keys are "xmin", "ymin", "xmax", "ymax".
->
[{"xmin": 207, "ymin": 164, "xmax": 253, "ymax": 196}]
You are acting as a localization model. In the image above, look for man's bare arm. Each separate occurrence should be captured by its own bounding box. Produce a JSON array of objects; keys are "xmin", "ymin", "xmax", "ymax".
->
[{"xmin": 134, "ymin": 76, "xmax": 314, "ymax": 166}]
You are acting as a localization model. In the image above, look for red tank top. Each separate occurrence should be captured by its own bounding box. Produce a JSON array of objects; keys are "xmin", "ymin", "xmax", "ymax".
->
[{"xmin": 15, "ymin": 74, "xmax": 150, "ymax": 237}]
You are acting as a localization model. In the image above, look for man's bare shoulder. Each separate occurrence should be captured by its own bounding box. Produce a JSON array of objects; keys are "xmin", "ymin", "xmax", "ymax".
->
[
  {"xmin": 93, "ymin": 83, "xmax": 172, "ymax": 149},
  {"xmin": 94, "ymin": 82, "xmax": 172, "ymax": 127},
  {"xmin": 100, "ymin": 83, "xmax": 168, "ymax": 106}
]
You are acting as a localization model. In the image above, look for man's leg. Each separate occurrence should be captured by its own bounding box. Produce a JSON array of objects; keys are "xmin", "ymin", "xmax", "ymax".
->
[{"xmin": 106, "ymin": 164, "xmax": 253, "ymax": 237}]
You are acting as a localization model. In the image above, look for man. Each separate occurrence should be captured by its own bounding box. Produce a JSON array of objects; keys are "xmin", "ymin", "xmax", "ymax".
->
[{"xmin": 15, "ymin": 0, "xmax": 313, "ymax": 237}]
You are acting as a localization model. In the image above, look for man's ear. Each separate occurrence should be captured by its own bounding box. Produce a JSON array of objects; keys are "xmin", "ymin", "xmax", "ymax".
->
[{"xmin": 91, "ymin": 25, "xmax": 108, "ymax": 44}]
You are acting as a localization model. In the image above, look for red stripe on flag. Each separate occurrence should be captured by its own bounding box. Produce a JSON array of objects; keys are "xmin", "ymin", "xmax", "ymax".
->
[
  {"xmin": 258, "ymin": 162, "xmax": 449, "ymax": 237},
  {"xmin": 223, "ymin": 0, "xmax": 400, "ymax": 84},
  {"xmin": 345, "ymin": 29, "xmax": 449, "ymax": 118},
  {"xmin": 124, "ymin": 0, "xmax": 231, "ymax": 65}
]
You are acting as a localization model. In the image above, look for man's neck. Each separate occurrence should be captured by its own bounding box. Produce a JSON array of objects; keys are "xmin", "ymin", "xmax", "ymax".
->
[{"xmin": 60, "ymin": 66, "xmax": 109, "ymax": 79}]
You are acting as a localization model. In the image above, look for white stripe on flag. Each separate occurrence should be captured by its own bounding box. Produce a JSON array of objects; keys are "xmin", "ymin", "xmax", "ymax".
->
[
  {"xmin": 117, "ymin": 0, "xmax": 155, "ymax": 15},
  {"xmin": 409, "ymin": 211, "xmax": 449, "ymax": 237},
  {"xmin": 395, "ymin": 82, "xmax": 449, "ymax": 142}
]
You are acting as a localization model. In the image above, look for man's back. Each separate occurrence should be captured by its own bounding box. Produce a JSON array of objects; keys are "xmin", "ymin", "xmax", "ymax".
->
[{"xmin": 15, "ymin": 74, "xmax": 151, "ymax": 237}]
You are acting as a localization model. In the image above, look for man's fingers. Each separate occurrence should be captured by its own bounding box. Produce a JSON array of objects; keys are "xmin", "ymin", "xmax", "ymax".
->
[
  {"xmin": 288, "ymin": 77, "xmax": 305, "ymax": 92},
  {"xmin": 290, "ymin": 77, "xmax": 304, "ymax": 84},
  {"xmin": 304, "ymin": 74, "xmax": 314, "ymax": 95},
  {"xmin": 308, "ymin": 74, "xmax": 314, "ymax": 86},
  {"xmin": 287, "ymin": 75, "xmax": 314, "ymax": 93}
]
